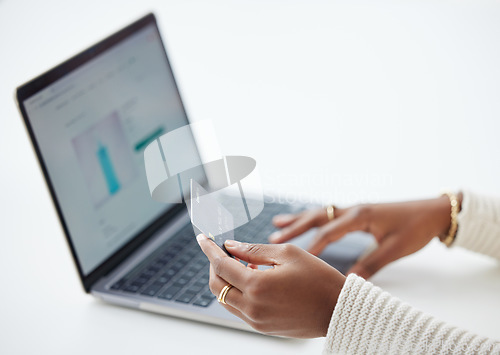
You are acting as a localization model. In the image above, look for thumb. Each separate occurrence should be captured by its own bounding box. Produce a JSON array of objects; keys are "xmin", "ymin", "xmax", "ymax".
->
[
  {"xmin": 224, "ymin": 240, "xmax": 280, "ymax": 266},
  {"xmin": 346, "ymin": 235, "xmax": 402, "ymax": 279}
]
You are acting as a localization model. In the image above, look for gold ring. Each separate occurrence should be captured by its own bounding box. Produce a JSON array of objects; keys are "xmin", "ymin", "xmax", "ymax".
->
[
  {"xmin": 326, "ymin": 205, "xmax": 335, "ymax": 221},
  {"xmin": 217, "ymin": 284, "xmax": 233, "ymax": 305}
]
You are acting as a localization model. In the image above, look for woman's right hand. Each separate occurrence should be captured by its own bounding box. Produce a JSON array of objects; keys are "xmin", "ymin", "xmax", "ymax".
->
[
  {"xmin": 197, "ymin": 236, "xmax": 346, "ymax": 338},
  {"xmin": 269, "ymin": 194, "xmax": 461, "ymax": 279}
]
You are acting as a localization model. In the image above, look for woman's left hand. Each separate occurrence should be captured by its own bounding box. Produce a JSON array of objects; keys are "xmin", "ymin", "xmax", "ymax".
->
[{"xmin": 196, "ymin": 234, "xmax": 346, "ymax": 338}]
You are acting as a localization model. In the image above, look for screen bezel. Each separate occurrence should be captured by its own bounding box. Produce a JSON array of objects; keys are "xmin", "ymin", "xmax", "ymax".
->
[{"xmin": 16, "ymin": 13, "xmax": 189, "ymax": 292}]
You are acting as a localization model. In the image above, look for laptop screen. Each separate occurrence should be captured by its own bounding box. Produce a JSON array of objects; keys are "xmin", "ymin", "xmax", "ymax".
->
[{"xmin": 20, "ymin": 19, "xmax": 195, "ymax": 276}]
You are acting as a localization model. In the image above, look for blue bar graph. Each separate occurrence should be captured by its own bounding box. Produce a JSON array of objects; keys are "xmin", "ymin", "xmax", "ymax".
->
[{"xmin": 97, "ymin": 142, "xmax": 120, "ymax": 195}]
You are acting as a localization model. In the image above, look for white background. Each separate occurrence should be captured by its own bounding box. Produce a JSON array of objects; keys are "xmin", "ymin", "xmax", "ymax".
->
[{"xmin": 1, "ymin": 0, "xmax": 500, "ymax": 354}]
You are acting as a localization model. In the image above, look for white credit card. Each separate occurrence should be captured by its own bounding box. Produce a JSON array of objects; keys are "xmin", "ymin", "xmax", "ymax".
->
[{"xmin": 189, "ymin": 179, "xmax": 234, "ymax": 254}]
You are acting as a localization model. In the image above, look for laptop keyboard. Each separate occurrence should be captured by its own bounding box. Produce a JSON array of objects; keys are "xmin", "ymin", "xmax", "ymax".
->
[{"xmin": 109, "ymin": 201, "xmax": 294, "ymax": 307}]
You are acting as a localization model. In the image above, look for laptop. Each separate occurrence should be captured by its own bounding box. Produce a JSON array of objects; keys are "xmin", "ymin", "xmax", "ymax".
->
[{"xmin": 15, "ymin": 13, "xmax": 374, "ymax": 332}]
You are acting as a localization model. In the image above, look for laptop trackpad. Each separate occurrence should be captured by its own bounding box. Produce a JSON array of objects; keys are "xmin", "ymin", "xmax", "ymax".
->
[{"xmin": 289, "ymin": 230, "xmax": 376, "ymax": 274}]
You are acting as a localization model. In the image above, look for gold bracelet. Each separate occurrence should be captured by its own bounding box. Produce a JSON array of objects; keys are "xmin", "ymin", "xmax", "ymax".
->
[{"xmin": 440, "ymin": 192, "xmax": 459, "ymax": 247}]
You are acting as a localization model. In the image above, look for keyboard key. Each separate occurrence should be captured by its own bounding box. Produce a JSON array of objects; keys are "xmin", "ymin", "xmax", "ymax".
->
[
  {"xmin": 137, "ymin": 274, "xmax": 153, "ymax": 284},
  {"xmin": 194, "ymin": 258, "xmax": 208, "ymax": 267},
  {"xmin": 131, "ymin": 276, "xmax": 149, "ymax": 286},
  {"xmin": 123, "ymin": 284, "xmax": 140, "ymax": 293},
  {"xmin": 184, "ymin": 269, "xmax": 197, "ymax": 279},
  {"xmin": 202, "ymin": 290, "xmax": 216, "ymax": 299},
  {"xmin": 198, "ymin": 276, "xmax": 209, "ymax": 285},
  {"xmin": 171, "ymin": 262, "xmax": 184, "ymax": 272},
  {"xmin": 153, "ymin": 260, "xmax": 167, "ymax": 268},
  {"xmin": 148, "ymin": 265, "xmax": 161, "ymax": 272},
  {"xmin": 157, "ymin": 275, "xmax": 171, "ymax": 284},
  {"xmin": 175, "ymin": 291, "xmax": 197, "ymax": 304},
  {"xmin": 169, "ymin": 244, "xmax": 183, "ymax": 252},
  {"xmin": 165, "ymin": 268, "xmax": 178, "ymax": 277},
  {"xmin": 142, "ymin": 269, "xmax": 157, "ymax": 277},
  {"xmin": 110, "ymin": 278, "xmax": 127, "ymax": 290},
  {"xmin": 131, "ymin": 281, "xmax": 146, "ymax": 288},
  {"xmin": 174, "ymin": 276, "xmax": 189, "ymax": 287},
  {"xmin": 186, "ymin": 282, "xmax": 204, "ymax": 294},
  {"xmin": 140, "ymin": 282, "xmax": 164, "ymax": 297},
  {"xmin": 190, "ymin": 263, "xmax": 204, "ymax": 272},
  {"xmin": 193, "ymin": 297, "xmax": 214, "ymax": 307},
  {"xmin": 162, "ymin": 252, "xmax": 176, "ymax": 260},
  {"xmin": 158, "ymin": 286, "xmax": 181, "ymax": 300}
]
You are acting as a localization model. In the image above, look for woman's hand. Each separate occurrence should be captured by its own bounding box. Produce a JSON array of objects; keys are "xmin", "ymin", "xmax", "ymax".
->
[
  {"xmin": 197, "ymin": 235, "xmax": 346, "ymax": 338},
  {"xmin": 269, "ymin": 194, "xmax": 462, "ymax": 279}
]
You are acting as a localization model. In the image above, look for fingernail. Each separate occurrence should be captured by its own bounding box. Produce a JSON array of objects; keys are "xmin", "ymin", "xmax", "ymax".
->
[
  {"xmin": 273, "ymin": 215, "xmax": 290, "ymax": 224},
  {"xmin": 224, "ymin": 239, "xmax": 239, "ymax": 248},
  {"xmin": 196, "ymin": 234, "xmax": 207, "ymax": 243},
  {"xmin": 268, "ymin": 232, "xmax": 281, "ymax": 243},
  {"xmin": 273, "ymin": 215, "xmax": 285, "ymax": 222},
  {"xmin": 307, "ymin": 248, "xmax": 319, "ymax": 256}
]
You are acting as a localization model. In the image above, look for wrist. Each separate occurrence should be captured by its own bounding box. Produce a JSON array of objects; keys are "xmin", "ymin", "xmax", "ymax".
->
[{"xmin": 434, "ymin": 195, "xmax": 453, "ymax": 236}]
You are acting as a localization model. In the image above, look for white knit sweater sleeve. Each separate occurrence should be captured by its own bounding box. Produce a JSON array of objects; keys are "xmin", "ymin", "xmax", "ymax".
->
[
  {"xmin": 323, "ymin": 274, "xmax": 500, "ymax": 355},
  {"xmin": 323, "ymin": 191, "xmax": 500, "ymax": 354},
  {"xmin": 453, "ymin": 191, "xmax": 500, "ymax": 259}
]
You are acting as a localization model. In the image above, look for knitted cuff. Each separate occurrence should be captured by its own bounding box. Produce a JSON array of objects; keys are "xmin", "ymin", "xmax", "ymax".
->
[
  {"xmin": 323, "ymin": 274, "xmax": 500, "ymax": 355},
  {"xmin": 454, "ymin": 191, "xmax": 500, "ymax": 260}
]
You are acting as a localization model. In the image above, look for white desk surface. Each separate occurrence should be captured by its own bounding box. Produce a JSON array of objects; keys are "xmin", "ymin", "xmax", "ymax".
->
[{"xmin": 1, "ymin": 0, "xmax": 500, "ymax": 354}]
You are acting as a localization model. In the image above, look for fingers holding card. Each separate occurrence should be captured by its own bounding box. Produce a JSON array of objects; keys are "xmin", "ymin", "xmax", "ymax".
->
[{"xmin": 189, "ymin": 179, "xmax": 234, "ymax": 255}]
